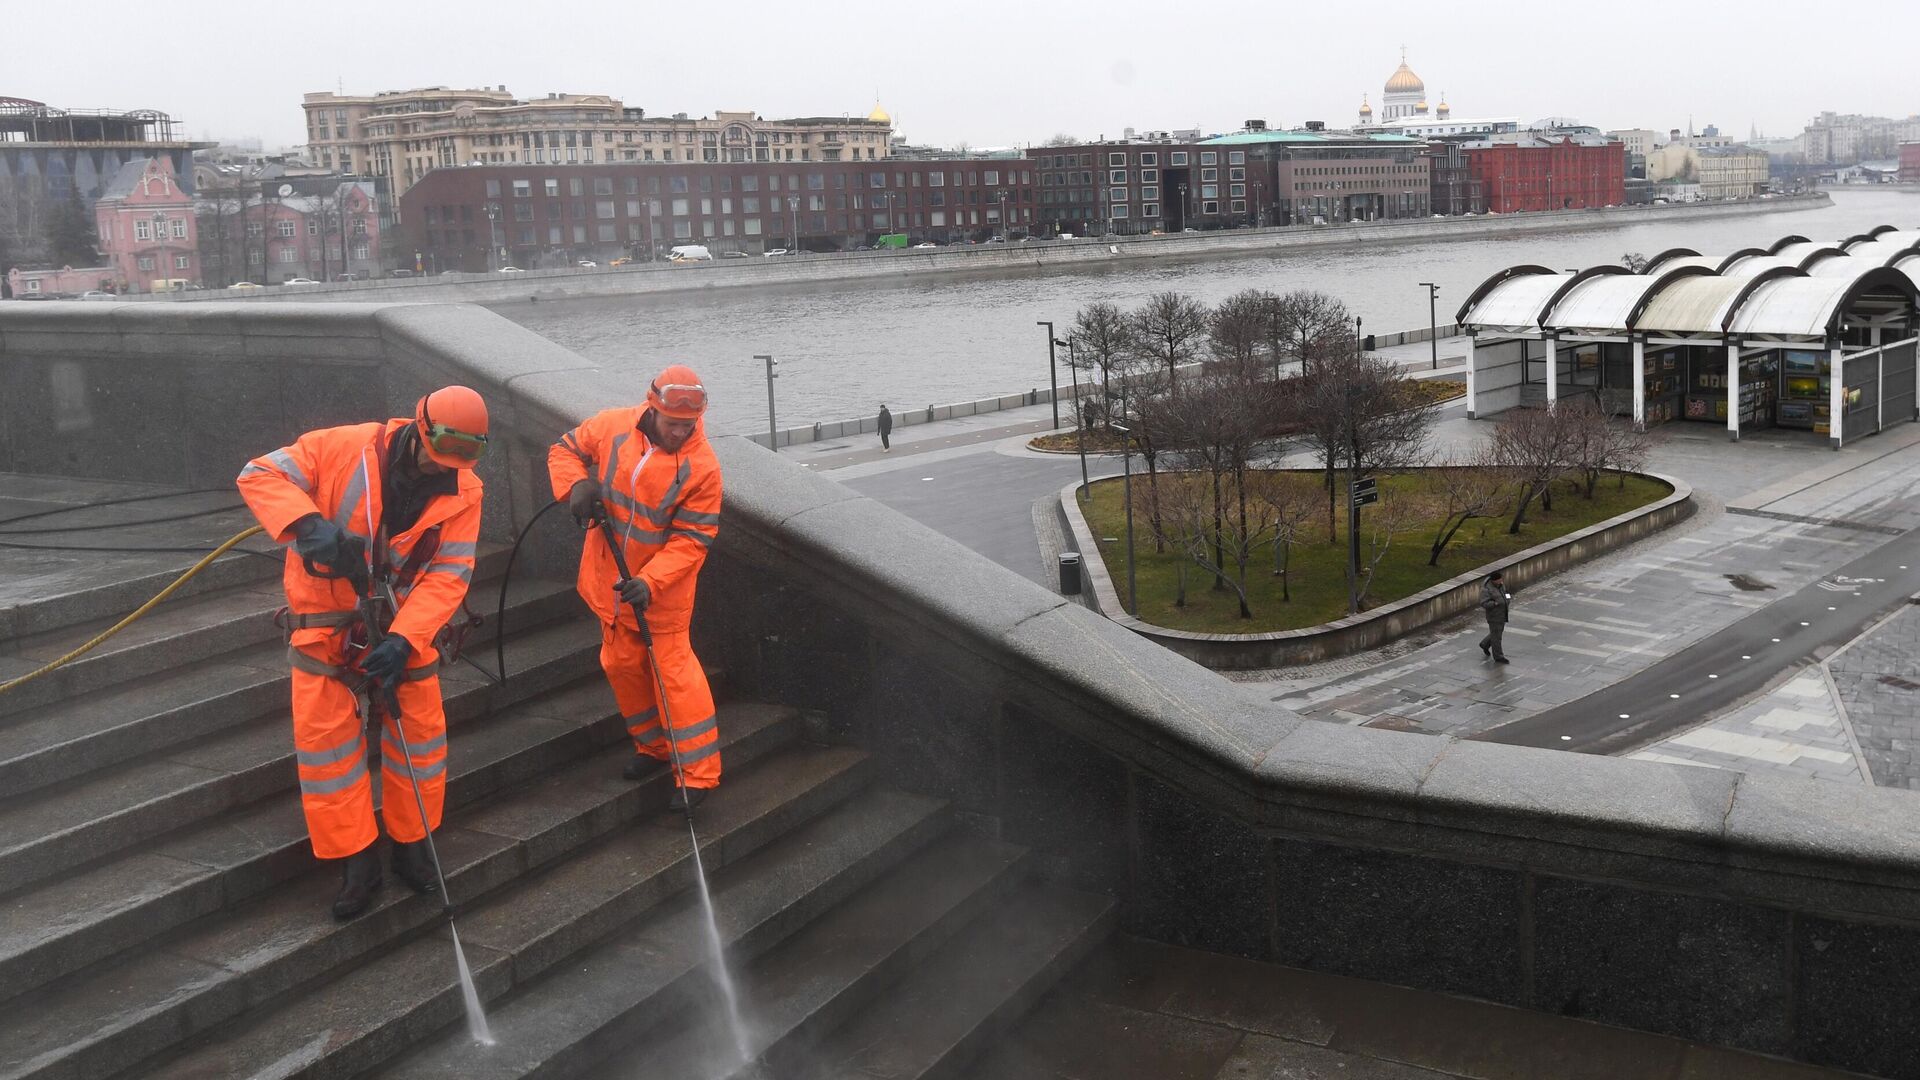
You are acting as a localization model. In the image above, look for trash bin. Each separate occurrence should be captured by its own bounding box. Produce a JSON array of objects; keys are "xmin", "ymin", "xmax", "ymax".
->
[{"xmin": 1058, "ymin": 551, "xmax": 1082, "ymax": 595}]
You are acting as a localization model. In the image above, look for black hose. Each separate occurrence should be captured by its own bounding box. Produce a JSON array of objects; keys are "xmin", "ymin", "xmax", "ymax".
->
[
  {"xmin": 496, "ymin": 499, "xmax": 568, "ymax": 684},
  {"xmin": 0, "ymin": 537, "xmax": 283, "ymax": 560},
  {"xmin": 0, "ymin": 504, "xmax": 250, "ymax": 535},
  {"xmin": 0, "ymin": 487, "xmax": 239, "ymax": 529}
]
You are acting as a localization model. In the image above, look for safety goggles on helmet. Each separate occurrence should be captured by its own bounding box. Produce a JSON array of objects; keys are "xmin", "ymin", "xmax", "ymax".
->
[
  {"xmin": 651, "ymin": 381, "xmax": 708, "ymax": 416},
  {"xmin": 422, "ymin": 421, "xmax": 488, "ymax": 462}
]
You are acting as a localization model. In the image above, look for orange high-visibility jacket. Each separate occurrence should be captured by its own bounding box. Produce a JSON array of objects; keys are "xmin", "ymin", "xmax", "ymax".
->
[
  {"xmin": 547, "ymin": 407, "xmax": 722, "ymax": 632},
  {"xmin": 237, "ymin": 419, "xmax": 484, "ymax": 661}
]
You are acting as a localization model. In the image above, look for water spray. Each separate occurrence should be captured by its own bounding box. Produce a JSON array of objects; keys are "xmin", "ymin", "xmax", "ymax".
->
[{"xmin": 595, "ymin": 514, "xmax": 755, "ymax": 1067}]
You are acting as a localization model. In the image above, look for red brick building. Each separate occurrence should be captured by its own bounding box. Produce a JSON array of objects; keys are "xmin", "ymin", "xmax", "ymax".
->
[
  {"xmin": 1464, "ymin": 136, "xmax": 1626, "ymax": 213},
  {"xmin": 399, "ymin": 160, "xmax": 1035, "ymax": 267},
  {"xmin": 1899, "ymin": 142, "xmax": 1920, "ymax": 183}
]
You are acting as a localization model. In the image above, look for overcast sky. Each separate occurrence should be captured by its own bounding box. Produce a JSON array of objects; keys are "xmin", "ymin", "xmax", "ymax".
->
[{"xmin": 7, "ymin": 0, "xmax": 1917, "ymax": 151}]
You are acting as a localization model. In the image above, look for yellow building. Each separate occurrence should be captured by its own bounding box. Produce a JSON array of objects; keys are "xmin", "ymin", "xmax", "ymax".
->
[
  {"xmin": 303, "ymin": 87, "xmax": 894, "ymax": 200},
  {"xmin": 1645, "ymin": 142, "xmax": 1770, "ymax": 199}
]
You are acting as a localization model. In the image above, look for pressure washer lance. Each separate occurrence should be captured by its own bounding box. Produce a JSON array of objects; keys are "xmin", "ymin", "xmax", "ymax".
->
[
  {"xmin": 594, "ymin": 512, "xmax": 700, "ymax": 825},
  {"xmin": 358, "ymin": 572, "xmax": 495, "ymax": 1045}
]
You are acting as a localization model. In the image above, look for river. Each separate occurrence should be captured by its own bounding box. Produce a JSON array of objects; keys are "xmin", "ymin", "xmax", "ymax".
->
[{"xmin": 496, "ymin": 189, "xmax": 1920, "ymax": 436}]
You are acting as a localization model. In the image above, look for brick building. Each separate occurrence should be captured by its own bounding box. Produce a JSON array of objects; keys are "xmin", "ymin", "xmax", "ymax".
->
[
  {"xmin": 1030, "ymin": 127, "xmax": 1431, "ymax": 235},
  {"xmin": 1426, "ymin": 140, "xmax": 1486, "ymax": 215},
  {"xmin": 399, "ymin": 159, "xmax": 1035, "ymax": 268},
  {"xmin": 93, "ymin": 156, "xmax": 198, "ymax": 293},
  {"xmin": 1464, "ymin": 135, "xmax": 1625, "ymax": 213},
  {"xmin": 1902, "ymin": 142, "xmax": 1920, "ymax": 183}
]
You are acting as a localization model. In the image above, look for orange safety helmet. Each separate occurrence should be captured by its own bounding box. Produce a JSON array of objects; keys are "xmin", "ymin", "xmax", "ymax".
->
[
  {"xmin": 646, "ymin": 364, "xmax": 709, "ymax": 420},
  {"xmin": 414, "ymin": 385, "xmax": 490, "ymax": 469}
]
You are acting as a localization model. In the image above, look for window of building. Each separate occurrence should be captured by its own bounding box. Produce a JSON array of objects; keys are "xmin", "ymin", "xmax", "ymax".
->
[
  {"xmin": 1110, "ymin": 187, "xmax": 1128, "ymax": 203},
  {"xmin": 1107, "ymin": 152, "xmax": 1126, "ymax": 167},
  {"xmin": 670, "ymin": 176, "xmax": 688, "ymax": 193},
  {"xmin": 134, "ymin": 220, "xmax": 151, "ymax": 241},
  {"xmin": 520, "ymin": 227, "xmax": 537, "ymax": 245},
  {"xmin": 246, "ymin": 222, "xmax": 263, "ymax": 238},
  {"xmin": 597, "ymin": 224, "xmax": 616, "ymax": 242},
  {"xmin": 1201, "ymin": 185, "xmax": 1218, "ymax": 199},
  {"xmin": 512, "ymin": 179, "xmax": 531, "ymax": 197},
  {"xmin": 745, "ymin": 218, "xmax": 762, "ymax": 235},
  {"xmin": 1229, "ymin": 151, "xmax": 1245, "ymax": 164},
  {"xmin": 1142, "ymin": 203, "xmax": 1159, "ymax": 217},
  {"xmin": 515, "ymin": 203, "xmax": 534, "ymax": 222},
  {"xmin": 597, "ymin": 200, "xmax": 616, "ymax": 219},
  {"xmin": 671, "ymin": 198, "xmax": 689, "ymax": 216},
  {"xmin": 277, "ymin": 220, "xmax": 296, "ymax": 237},
  {"xmin": 1200, "ymin": 152, "xmax": 1217, "ymax": 165},
  {"xmin": 929, "ymin": 171, "xmax": 944, "ymax": 187},
  {"xmin": 931, "ymin": 211, "xmax": 946, "ymax": 226},
  {"xmin": 1170, "ymin": 152, "xmax": 1189, "ymax": 166},
  {"xmin": 486, "ymin": 179, "xmax": 502, "ymax": 198},
  {"xmin": 673, "ymin": 221, "xmax": 692, "ymax": 238},
  {"xmin": 1202, "ymin": 200, "xmax": 1219, "ymax": 214},
  {"xmin": 550, "ymin": 226, "xmax": 563, "ymax": 244},
  {"xmin": 593, "ymin": 177, "xmax": 613, "ymax": 196},
  {"xmin": 136, "ymin": 255, "xmax": 155, "ymax": 270},
  {"xmin": 1112, "ymin": 205, "xmax": 1129, "ymax": 219},
  {"xmin": 277, "ymin": 248, "xmax": 298, "ymax": 262},
  {"xmin": 1141, "ymin": 168, "xmax": 1159, "ymax": 183},
  {"xmin": 1230, "ymin": 200, "xmax": 1246, "ymax": 214},
  {"xmin": 352, "ymin": 243, "xmax": 369, "ymax": 259},
  {"xmin": 743, "ymin": 197, "xmax": 761, "ymax": 213},
  {"xmin": 807, "ymin": 173, "xmax": 825, "ymax": 190},
  {"xmin": 1141, "ymin": 185, "xmax": 1159, "ymax": 201},
  {"xmin": 571, "ymin": 224, "xmax": 586, "ymax": 243},
  {"xmin": 308, "ymin": 220, "xmax": 320, "ymax": 236},
  {"xmin": 1108, "ymin": 169, "xmax": 1127, "ymax": 184},
  {"xmin": 742, "ymin": 175, "xmax": 759, "ymax": 192},
  {"xmin": 1201, "ymin": 168, "xmax": 1218, "ymax": 182},
  {"xmin": 172, "ymin": 219, "xmax": 188, "ymax": 239},
  {"xmin": 544, "ymin": 178, "xmax": 560, "ymax": 197}
]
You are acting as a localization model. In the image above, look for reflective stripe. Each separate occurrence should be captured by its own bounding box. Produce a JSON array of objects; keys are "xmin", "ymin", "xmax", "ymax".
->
[
  {"xmin": 674, "ymin": 509, "xmax": 722, "ymax": 526},
  {"xmin": 602, "ymin": 432, "xmax": 630, "ymax": 493},
  {"xmin": 669, "ymin": 715, "xmax": 719, "ymax": 742},
  {"xmin": 667, "ymin": 527, "xmax": 715, "ymax": 547},
  {"xmin": 383, "ymin": 753, "xmax": 448, "ymax": 781},
  {"xmin": 266, "ymin": 449, "xmax": 311, "ymax": 491},
  {"xmin": 420, "ymin": 562, "xmax": 473, "ymax": 583},
  {"xmin": 676, "ymin": 739, "xmax": 722, "ymax": 765},
  {"xmin": 624, "ymin": 707, "xmax": 659, "ymax": 726},
  {"xmin": 383, "ymin": 725, "xmax": 448, "ymax": 757},
  {"xmin": 656, "ymin": 459, "xmax": 692, "ymax": 516},
  {"xmin": 434, "ymin": 541, "xmax": 478, "ymax": 560},
  {"xmin": 299, "ymin": 758, "xmax": 368, "ymax": 795},
  {"xmin": 296, "ymin": 732, "xmax": 365, "ymax": 768},
  {"xmin": 237, "ymin": 462, "xmax": 272, "ymax": 481},
  {"xmin": 333, "ymin": 458, "xmax": 368, "ymax": 533}
]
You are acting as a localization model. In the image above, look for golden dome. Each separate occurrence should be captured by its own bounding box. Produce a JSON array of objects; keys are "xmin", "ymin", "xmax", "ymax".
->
[
  {"xmin": 1437, "ymin": 95, "xmax": 1450, "ymax": 117},
  {"xmin": 1358, "ymin": 95, "xmax": 1373, "ymax": 116},
  {"xmin": 867, "ymin": 101, "xmax": 891, "ymax": 124},
  {"xmin": 1384, "ymin": 59, "xmax": 1424, "ymax": 95}
]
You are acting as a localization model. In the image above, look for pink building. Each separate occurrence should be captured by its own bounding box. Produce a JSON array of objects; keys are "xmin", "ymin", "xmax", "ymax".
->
[
  {"xmin": 95, "ymin": 156, "xmax": 199, "ymax": 293},
  {"xmin": 5, "ymin": 265, "xmax": 117, "ymax": 298},
  {"xmin": 238, "ymin": 181, "xmax": 382, "ymax": 284}
]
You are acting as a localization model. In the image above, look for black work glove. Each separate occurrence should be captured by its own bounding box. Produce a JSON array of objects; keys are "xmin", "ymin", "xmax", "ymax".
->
[
  {"xmin": 359, "ymin": 634, "xmax": 413, "ymax": 690},
  {"xmin": 614, "ymin": 577, "xmax": 651, "ymax": 610},
  {"xmin": 568, "ymin": 480, "xmax": 604, "ymax": 526},
  {"xmin": 292, "ymin": 514, "xmax": 365, "ymax": 584}
]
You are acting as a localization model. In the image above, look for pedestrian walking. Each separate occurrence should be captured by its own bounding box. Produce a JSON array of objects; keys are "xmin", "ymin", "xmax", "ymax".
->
[
  {"xmin": 877, "ymin": 404, "xmax": 893, "ymax": 451},
  {"xmin": 1479, "ymin": 569, "xmax": 1511, "ymax": 664},
  {"xmin": 236, "ymin": 387, "xmax": 489, "ymax": 919},
  {"xmin": 549, "ymin": 364, "xmax": 725, "ymax": 812}
]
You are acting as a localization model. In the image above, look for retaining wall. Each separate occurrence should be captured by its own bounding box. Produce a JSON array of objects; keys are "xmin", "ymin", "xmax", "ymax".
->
[
  {"xmin": 132, "ymin": 195, "xmax": 1828, "ymax": 307},
  {"xmin": 1061, "ymin": 470, "xmax": 1692, "ymax": 669},
  {"xmin": 5, "ymin": 298, "xmax": 1919, "ymax": 1080}
]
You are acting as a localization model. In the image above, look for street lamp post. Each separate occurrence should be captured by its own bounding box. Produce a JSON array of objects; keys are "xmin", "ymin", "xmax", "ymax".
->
[
  {"xmin": 1178, "ymin": 182, "xmax": 1188, "ymax": 230},
  {"xmin": 1060, "ymin": 337, "xmax": 1089, "ymax": 497},
  {"xmin": 787, "ymin": 195, "xmax": 800, "ymax": 252},
  {"xmin": 1037, "ymin": 320, "xmax": 1060, "ymax": 428},
  {"xmin": 997, "ymin": 189, "xmax": 1008, "ymax": 241},
  {"xmin": 485, "ymin": 203, "xmax": 500, "ymax": 272},
  {"xmin": 1111, "ymin": 421, "xmax": 1138, "ymax": 616},
  {"xmin": 151, "ymin": 210, "xmax": 167, "ymax": 290},
  {"xmin": 1418, "ymin": 282, "xmax": 1440, "ymax": 369},
  {"xmin": 754, "ymin": 354, "xmax": 778, "ymax": 450}
]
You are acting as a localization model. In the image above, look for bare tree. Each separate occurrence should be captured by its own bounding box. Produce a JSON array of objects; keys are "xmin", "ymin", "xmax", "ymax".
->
[
  {"xmin": 1493, "ymin": 406, "xmax": 1580, "ymax": 533},
  {"xmin": 1132, "ymin": 291, "xmax": 1210, "ymax": 385},
  {"xmin": 1357, "ymin": 485, "xmax": 1429, "ymax": 609},
  {"xmin": 1209, "ymin": 288, "xmax": 1276, "ymax": 381},
  {"xmin": 1427, "ymin": 446, "xmax": 1515, "ymax": 566},
  {"xmin": 1041, "ymin": 133, "xmax": 1081, "ymax": 147},
  {"xmin": 1563, "ymin": 397, "xmax": 1655, "ymax": 497},
  {"xmin": 1071, "ymin": 301, "xmax": 1134, "ymax": 431},
  {"xmin": 1620, "ymin": 252, "xmax": 1651, "ymax": 273},
  {"xmin": 1153, "ymin": 371, "xmax": 1264, "ymax": 591},
  {"xmin": 1157, "ymin": 470, "xmax": 1267, "ymax": 619},
  {"xmin": 1270, "ymin": 289, "xmax": 1352, "ymax": 378},
  {"xmin": 1248, "ymin": 470, "xmax": 1319, "ymax": 601},
  {"xmin": 1288, "ymin": 343, "xmax": 1438, "ymax": 543}
]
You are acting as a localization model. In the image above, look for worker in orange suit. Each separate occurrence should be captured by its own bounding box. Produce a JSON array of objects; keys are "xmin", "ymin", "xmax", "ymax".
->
[
  {"xmin": 548, "ymin": 364, "xmax": 724, "ymax": 811},
  {"xmin": 236, "ymin": 387, "xmax": 488, "ymax": 919}
]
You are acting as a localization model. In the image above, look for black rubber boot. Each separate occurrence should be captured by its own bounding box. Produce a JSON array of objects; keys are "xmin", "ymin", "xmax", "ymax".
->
[
  {"xmin": 667, "ymin": 786, "xmax": 709, "ymax": 813},
  {"xmin": 331, "ymin": 846, "xmax": 384, "ymax": 920},
  {"xmin": 391, "ymin": 838, "xmax": 441, "ymax": 895},
  {"xmin": 622, "ymin": 752, "xmax": 657, "ymax": 781}
]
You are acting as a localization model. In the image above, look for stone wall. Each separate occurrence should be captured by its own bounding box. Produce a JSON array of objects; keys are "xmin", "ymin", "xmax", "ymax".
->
[{"xmin": 4, "ymin": 299, "xmax": 1918, "ymax": 1079}]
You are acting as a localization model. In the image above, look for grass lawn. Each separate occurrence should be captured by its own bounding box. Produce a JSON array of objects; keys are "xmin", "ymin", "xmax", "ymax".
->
[{"xmin": 1077, "ymin": 469, "xmax": 1671, "ymax": 634}]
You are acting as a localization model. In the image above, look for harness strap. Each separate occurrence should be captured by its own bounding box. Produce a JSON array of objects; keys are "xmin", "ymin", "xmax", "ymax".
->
[
  {"xmin": 287, "ymin": 645, "xmax": 439, "ymax": 682},
  {"xmin": 281, "ymin": 609, "xmax": 361, "ymax": 631}
]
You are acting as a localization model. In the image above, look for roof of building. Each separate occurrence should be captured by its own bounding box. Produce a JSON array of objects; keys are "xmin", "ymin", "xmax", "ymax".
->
[
  {"xmin": 1385, "ymin": 58, "xmax": 1425, "ymax": 95},
  {"xmin": 1201, "ymin": 131, "xmax": 1423, "ymax": 145},
  {"xmin": 1458, "ymin": 227, "xmax": 1920, "ymax": 341}
]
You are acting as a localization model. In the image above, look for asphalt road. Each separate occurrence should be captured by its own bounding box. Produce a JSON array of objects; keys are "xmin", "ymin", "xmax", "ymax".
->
[
  {"xmin": 838, "ymin": 449, "xmax": 1085, "ymax": 586},
  {"xmin": 1477, "ymin": 521, "xmax": 1920, "ymax": 754}
]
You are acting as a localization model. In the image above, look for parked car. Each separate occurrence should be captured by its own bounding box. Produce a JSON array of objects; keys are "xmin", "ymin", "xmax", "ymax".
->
[
  {"xmin": 719, "ymin": 251, "xmax": 750, "ymax": 259},
  {"xmin": 913, "ymin": 242, "xmax": 938, "ymax": 249},
  {"xmin": 440, "ymin": 269, "xmax": 464, "ymax": 276},
  {"xmin": 499, "ymin": 266, "xmax": 525, "ymax": 273},
  {"xmin": 79, "ymin": 290, "xmax": 116, "ymax": 300},
  {"xmin": 576, "ymin": 260, "xmax": 598, "ymax": 268},
  {"xmin": 332, "ymin": 272, "xmax": 362, "ymax": 282},
  {"xmin": 388, "ymin": 268, "xmax": 417, "ymax": 278},
  {"xmin": 763, "ymin": 248, "xmax": 791, "ymax": 257},
  {"xmin": 609, "ymin": 257, "xmax": 633, "ymax": 267},
  {"xmin": 229, "ymin": 282, "xmax": 263, "ymax": 290},
  {"xmin": 284, "ymin": 277, "xmax": 320, "ymax": 285},
  {"xmin": 669, "ymin": 245, "xmax": 713, "ymax": 262}
]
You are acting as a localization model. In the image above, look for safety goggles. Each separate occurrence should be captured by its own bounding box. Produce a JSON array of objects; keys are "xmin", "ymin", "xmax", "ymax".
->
[
  {"xmin": 423, "ymin": 422, "xmax": 488, "ymax": 462},
  {"xmin": 653, "ymin": 382, "xmax": 708, "ymax": 414}
]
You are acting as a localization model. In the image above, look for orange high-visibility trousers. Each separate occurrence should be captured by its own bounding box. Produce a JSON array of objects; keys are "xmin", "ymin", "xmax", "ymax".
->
[
  {"xmin": 599, "ymin": 621, "xmax": 720, "ymax": 789},
  {"xmin": 291, "ymin": 635, "xmax": 449, "ymax": 860}
]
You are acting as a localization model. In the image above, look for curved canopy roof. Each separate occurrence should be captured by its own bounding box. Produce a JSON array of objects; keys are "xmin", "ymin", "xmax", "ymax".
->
[
  {"xmin": 1632, "ymin": 272, "xmax": 1788, "ymax": 335},
  {"xmin": 1451, "ymin": 266, "xmax": 1560, "ymax": 329},
  {"xmin": 1542, "ymin": 266, "xmax": 1709, "ymax": 334},
  {"xmin": 1724, "ymin": 268, "xmax": 1915, "ymax": 339}
]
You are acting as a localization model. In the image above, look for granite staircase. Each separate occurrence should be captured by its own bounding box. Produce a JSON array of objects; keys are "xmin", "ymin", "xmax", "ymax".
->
[{"xmin": 0, "ymin": 542, "xmax": 1114, "ymax": 1080}]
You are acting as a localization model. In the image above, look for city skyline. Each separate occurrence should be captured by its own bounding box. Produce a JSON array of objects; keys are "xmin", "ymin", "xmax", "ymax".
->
[{"xmin": 7, "ymin": 0, "xmax": 1918, "ymax": 154}]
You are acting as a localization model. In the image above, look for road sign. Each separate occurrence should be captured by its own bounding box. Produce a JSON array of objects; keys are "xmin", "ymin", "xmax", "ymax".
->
[
  {"xmin": 1351, "ymin": 490, "xmax": 1379, "ymax": 507},
  {"xmin": 1350, "ymin": 476, "xmax": 1377, "ymax": 507}
]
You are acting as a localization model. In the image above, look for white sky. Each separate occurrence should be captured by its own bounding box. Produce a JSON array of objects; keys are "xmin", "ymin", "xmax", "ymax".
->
[{"xmin": 6, "ymin": 0, "xmax": 1917, "ymax": 151}]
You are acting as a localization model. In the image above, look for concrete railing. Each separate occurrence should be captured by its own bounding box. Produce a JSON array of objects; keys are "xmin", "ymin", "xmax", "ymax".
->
[
  {"xmin": 2, "ymin": 298, "xmax": 1915, "ymax": 1080},
  {"xmin": 1061, "ymin": 470, "xmax": 1692, "ymax": 669},
  {"xmin": 130, "ymin": 193, "xmax": 1828, "ymax": 307}
]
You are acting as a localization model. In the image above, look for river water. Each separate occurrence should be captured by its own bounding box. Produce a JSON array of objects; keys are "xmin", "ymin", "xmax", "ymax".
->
[{"xmin": 496, "ymin": 189, "xmax": 1920, "ymax": 436}]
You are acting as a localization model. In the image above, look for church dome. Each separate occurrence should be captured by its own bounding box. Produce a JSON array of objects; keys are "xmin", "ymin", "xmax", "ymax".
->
[
  {"xmin": 867, "ymin": 101, "xmax": 891, "ymax": 124},
  {"xmin": 1359, "ymin": 95, "xmax": 1373, "ymax": 116},
  {"xmin": 1437, "ymin": 95, "xmax": 1450, "ymax": 118},
  {"xmin": 1384, "ymin": 59, "xmax": 1424, "ymax": 95}
]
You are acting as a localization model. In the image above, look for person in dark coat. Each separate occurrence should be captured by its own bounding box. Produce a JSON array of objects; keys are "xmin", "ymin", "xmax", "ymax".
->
[
  {"xmin": 1479, "ymin": 569, "xmax": 1511, "ymax": 664},
  {"xmin": 877, "ymin": 404, "xmax": 893, "ymax": 451}
]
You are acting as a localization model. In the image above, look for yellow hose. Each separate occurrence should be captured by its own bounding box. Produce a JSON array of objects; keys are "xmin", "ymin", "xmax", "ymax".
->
[{"xmin": 0, "ymin": 525, "xmax": 265, "ymax": 698}]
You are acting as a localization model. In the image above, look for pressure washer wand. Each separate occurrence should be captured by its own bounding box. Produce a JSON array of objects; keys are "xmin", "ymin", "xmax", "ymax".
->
[
  {"xmin": 594, "ymin": 513, "xmax": 700, "ymax": 826},
  {"xmin": 359, "ymin": 579, "xmax": 458, "ymax": 915}
]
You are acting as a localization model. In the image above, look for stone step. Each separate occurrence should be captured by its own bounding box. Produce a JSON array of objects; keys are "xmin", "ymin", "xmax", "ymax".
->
[
  {"xmin": 114, "ymin": 744, "xmax": 897, "ymax": 1080},
  {"xmin": 0, "ymin": 544, "xmax": 521, "ymax": 719},
  {"xmin": 0, "ymin": 612, "xmax": 601, "ymax": 899},
  {"xmin": 371, "ymin": 786, "xmax": 952, "ymax": 1080},
  {"xmin": 0, "ymin": 575, "xmax": 580, "ymax": 798},
  {"xmin": 583, "ymin": 832, "xmax": 1039, "ymax": 1080},
  {"xmin": 787, "ymin": 885, "xmax": 1117, "ymax": 1080}
]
